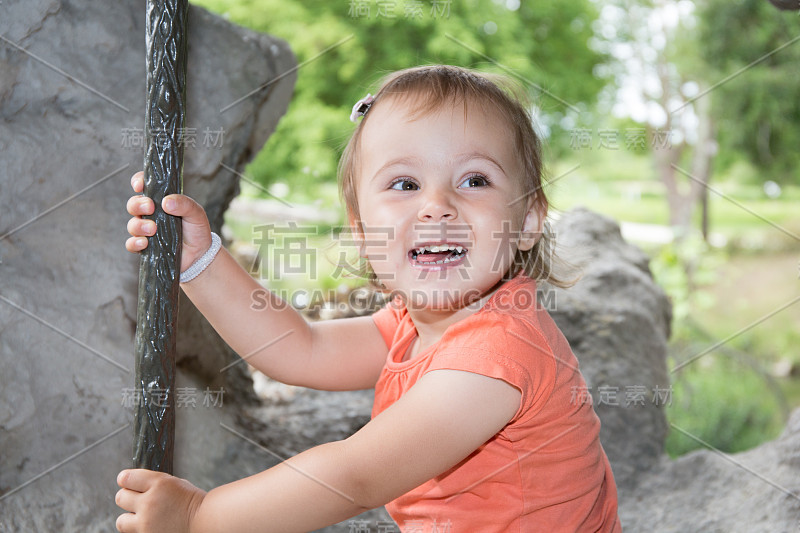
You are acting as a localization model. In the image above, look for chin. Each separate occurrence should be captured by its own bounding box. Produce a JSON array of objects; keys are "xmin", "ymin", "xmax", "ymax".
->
[{"xmin": 388, "ymin": 285, "xmax": 486, "ymax": 312}]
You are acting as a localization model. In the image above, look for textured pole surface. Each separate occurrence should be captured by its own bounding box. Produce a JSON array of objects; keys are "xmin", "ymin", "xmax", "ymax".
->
[{"xmin": 133, "ymin": 0, "xmax": 189, "ymax": 473}]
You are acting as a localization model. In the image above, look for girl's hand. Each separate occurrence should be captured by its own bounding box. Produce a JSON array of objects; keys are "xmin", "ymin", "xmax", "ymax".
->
[
  {"xmin": 125, "ymin": 171, "xmax": 213, "ymax": 272},
  {"xmin": 115, "ymin": 469, "xmax": 206, "ymax": 533}
]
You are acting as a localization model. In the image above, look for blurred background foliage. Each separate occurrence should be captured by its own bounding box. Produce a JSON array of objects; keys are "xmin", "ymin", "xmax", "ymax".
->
[
  {"xmin": 700, "ymin": 0, "xmax": 800, "ymax": 182},
  {"xmin": 195, "ymin": 0, "xmax": 606, "ymax": 199},
  {"xmin": 192, "ymin": 0, "xmax": 800, "ymax": 458}
]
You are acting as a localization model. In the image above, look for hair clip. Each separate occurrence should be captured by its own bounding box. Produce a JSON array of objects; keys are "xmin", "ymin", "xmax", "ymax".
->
[{"xmin": 350, "ymin": 93, "xmax": 374, "ymax": 123}]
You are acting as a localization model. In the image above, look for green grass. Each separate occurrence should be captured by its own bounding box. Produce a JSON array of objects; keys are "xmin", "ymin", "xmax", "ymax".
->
[
  {"xmin": 547, "ymin": 150, "xmax": 800, "ymax": 251},
  {"xmin": 654, "ymin": 248, "xmax": 800, "ymax": 457},
  {"xmin": 665, "ymin": 354, "xmax": 785, "ymax": 457}
]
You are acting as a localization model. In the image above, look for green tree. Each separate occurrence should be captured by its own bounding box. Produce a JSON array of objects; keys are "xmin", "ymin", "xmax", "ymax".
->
[
  {"xmin": 697, "ymin": 0, "xmax": 800, "ymax": 185},
  {"xmin": 191, "ymin": 0, "xmax": 606, "ymax": 198}
]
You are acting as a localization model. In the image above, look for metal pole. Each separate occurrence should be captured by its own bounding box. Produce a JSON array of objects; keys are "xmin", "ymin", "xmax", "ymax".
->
[{"xmin": 133, "ymin": 0, "xmax": 189, "ymax": 473}]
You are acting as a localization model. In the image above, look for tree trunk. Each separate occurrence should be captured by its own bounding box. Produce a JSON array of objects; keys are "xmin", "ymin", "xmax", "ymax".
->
[
  {"xmin": 653, "ymin": 142, "xmax": 691, "ymax": 230},
  {"xmin": 690, "ymin": 93, "xmax": 715, "ymax": 242},
  {"xmin": 652, "ymin": 89, "xmax": 716, "ymax": 238}
]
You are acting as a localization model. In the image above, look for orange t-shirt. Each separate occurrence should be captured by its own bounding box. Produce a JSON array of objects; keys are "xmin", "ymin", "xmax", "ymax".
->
[{"xmin": 370, "ymin": 275, "xmax": 621, "ymax": 532}]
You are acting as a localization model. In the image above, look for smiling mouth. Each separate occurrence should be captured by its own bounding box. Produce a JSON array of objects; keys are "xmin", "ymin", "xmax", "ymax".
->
[{"xmin": 409, "ymin": 243, "xmax": 469, "ymax": 266}]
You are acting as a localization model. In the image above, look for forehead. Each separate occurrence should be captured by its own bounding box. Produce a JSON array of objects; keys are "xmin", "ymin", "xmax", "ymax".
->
[{"xmin": 357, "ymin": 95, "xmax": 521, "ymax": 180}]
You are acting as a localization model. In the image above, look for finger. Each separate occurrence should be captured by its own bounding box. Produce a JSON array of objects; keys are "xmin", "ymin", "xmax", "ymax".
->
[
  {"xmin": 127, "ymin": 195, "xmax": 154, "ymax": 217},
  {"xmin": 127, "ymin": 217, "xmax": 156, "ymax": 238},
  {"xmin": 117, "ymin": 469, "xmax": 161, "ymax": 492},
  {"xmin": 161, "ymin": 194, "xmax": 202, "ymax": 218},
  {"xmin": 125, "ymin": 236, "xmax": 148, "ymax": 253},
  {"xmin": 116, "ymin": 512, "xmax": 137, "ymax": 533},
  {"xmin": 115, "ymin": 487, "xmax": 138, "ymax": 511},
  {"xmin": 131, "ymin": 171, "xmax": 144, "ymax": 193}
]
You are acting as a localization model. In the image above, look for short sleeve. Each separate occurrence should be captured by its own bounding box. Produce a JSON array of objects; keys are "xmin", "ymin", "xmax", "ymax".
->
[
  {"xmin": 426, "ymin": 314, "xmax": 557, "ymax": 422},
  {"xmin": 371, "ymin": 298, "xmax": 404, "ymax": 349}
]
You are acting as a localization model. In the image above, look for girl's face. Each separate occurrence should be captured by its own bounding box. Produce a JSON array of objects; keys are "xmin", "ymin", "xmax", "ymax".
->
[{"xmin": 353, "ymin": 97, "xmax": 542, "ymax": 311}]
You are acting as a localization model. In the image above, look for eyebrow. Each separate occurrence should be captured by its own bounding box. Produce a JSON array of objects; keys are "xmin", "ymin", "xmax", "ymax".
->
[
  {"xmin": 369, "ymin": 152, "xmax": 508, "ymax": 183},
  {"xmin": 456, "ymin": 152, "xmax": 508, "ymax": 176},
  {"xmin": 370, "ymin": 156, "xmax": 424, "ymax": 183}
]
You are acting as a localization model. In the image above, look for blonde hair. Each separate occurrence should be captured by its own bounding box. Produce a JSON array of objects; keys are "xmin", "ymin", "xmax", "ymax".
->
[{"xmin": 337, "ymin": 65, "xmax": 572, "ymax": 289}]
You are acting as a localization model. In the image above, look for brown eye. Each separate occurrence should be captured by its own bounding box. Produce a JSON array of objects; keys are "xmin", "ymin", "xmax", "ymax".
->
[
  {"xmin": 390, "ymin": 179, "xmax": 419, "ymax": 191},
  {"xmin": 460, "ymin": 174, "xmax": 490, "ymax": 188}
]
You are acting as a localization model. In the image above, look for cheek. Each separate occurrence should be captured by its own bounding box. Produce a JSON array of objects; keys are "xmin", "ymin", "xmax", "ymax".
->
[
  {"xmin": 359, "ymin": 219, "xmax": 402, "ymax": 264},
  {"xmin": 486, "ymin": 209, "xmax": 529, "ymax": 252}
]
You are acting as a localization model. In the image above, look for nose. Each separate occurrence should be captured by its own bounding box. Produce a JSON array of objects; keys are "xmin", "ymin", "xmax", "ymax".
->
[{"xmin": 417, "ymin": 185, "xmax": 458, "ymax": 221}]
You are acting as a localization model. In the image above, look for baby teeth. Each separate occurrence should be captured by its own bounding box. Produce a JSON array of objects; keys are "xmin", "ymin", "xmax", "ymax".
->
[{"xmin": 414, "ymin": 244, "xmax": 466, "ymax": 254}]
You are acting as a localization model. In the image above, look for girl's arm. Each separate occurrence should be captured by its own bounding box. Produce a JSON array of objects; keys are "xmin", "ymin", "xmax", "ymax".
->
[
  {"xmin": 125, "ymin": 172, "xmax": 387, "ymax": 391},
  {"xmin": 178, "ymin": 245, "xmax": 387, "ymax": 390},
  {"xmin": 116, "ymin": 370, "xmax": 521, "ymax": 533}
]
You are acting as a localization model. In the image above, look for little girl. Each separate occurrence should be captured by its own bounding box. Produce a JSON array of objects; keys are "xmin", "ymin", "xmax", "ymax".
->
[{"xmin": 116, "ymin": 65, "xmax": 621, "ymax": 532}]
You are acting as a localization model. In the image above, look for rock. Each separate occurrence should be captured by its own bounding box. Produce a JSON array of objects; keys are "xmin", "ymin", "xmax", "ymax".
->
[
  {"xmin": 0, "ymin": 0, "xmax": 296, "ymax": 530},
  {"xmin": 548, "ymin": 209, "xmax": 800, "ymax": 532},
  {"xmin": 546, "ymin": 208, "xmax": 673, "ymax": 493},
  {"xmin": 619, "ymin": 408, "xmax": 800, "ymax": 531}
]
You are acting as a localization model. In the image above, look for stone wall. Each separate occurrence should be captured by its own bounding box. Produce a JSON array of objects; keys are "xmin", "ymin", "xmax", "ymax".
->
[{"xmin": 0, "ymin": 1, "xmax": 296, "ymax": 530}]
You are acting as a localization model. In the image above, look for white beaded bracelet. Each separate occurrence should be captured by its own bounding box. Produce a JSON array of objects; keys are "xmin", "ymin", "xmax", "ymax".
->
[{"xmin": 180, "ymin": 232, "xmax": 222, "ymax": 283}]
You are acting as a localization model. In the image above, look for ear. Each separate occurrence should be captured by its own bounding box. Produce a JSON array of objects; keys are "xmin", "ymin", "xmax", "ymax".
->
[{"xmin": 517, "ymin": 196, "xmax": 545, "ymax": 252}]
